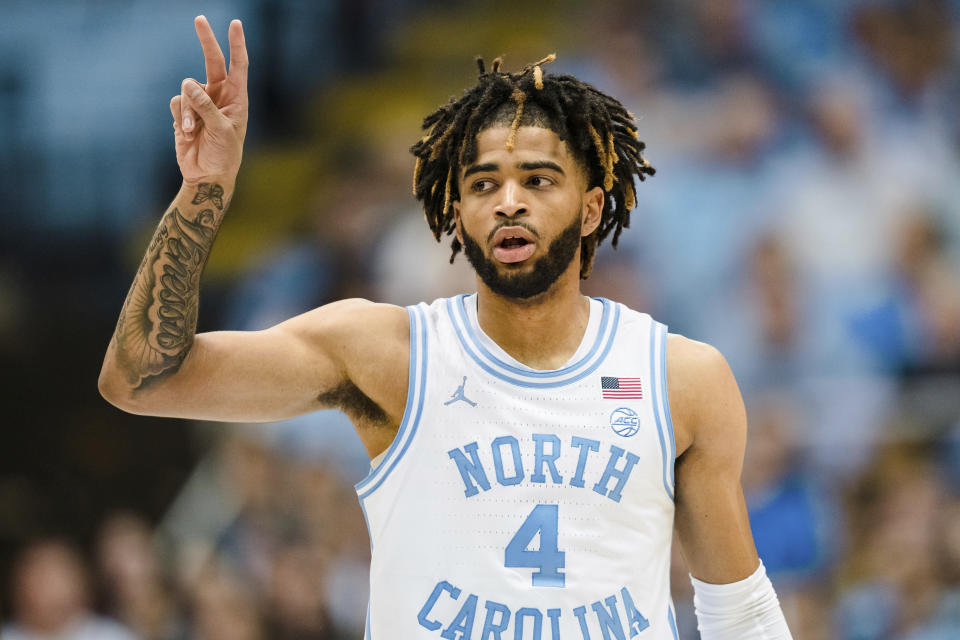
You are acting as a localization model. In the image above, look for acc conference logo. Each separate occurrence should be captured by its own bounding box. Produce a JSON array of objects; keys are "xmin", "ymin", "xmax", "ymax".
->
[{"xmin": 609, "ymin": 407, "xmax": 640, "ymax": 437}]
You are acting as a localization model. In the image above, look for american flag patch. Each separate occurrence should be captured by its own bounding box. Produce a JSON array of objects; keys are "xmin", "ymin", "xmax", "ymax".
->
[{"xmin": 601, "ymin": 376, "xmax": 643, "ymax": 399}]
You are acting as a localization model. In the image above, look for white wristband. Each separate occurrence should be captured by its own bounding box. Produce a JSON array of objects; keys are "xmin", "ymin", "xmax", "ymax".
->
[{"xmin": 690, "ymin": 561, "xmax": 793, "ymax": 639}]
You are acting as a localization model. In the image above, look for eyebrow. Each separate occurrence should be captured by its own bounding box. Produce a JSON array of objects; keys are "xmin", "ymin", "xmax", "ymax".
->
[
  {"xmin": 462, "ymin": 163, "xmax": 498, "ymax": 179},
  {"xmin": 517, "ymin": 161, "xmax": 565, "ymax": 175},
  {"xmin": 462, "ymin": 160, "xmax": 566, "ymax": 179}
]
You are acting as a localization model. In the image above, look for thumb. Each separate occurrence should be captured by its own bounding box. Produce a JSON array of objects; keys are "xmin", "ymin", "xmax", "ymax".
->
[{"xmin": 181, "ymin": 79, "xmax": 225, "ymax": 126}]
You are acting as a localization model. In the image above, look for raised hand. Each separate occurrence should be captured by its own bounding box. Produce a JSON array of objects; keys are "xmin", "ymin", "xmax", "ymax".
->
[{"xmin": 170, "ymin": 16, "xmax": 248, "ymax": 185}]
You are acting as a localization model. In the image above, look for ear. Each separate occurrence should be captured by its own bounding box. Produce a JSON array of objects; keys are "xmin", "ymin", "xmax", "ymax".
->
[
  {"xmin": 581, "ymin": 186, "xmax": 603, "ymax": 237},
  {"xmin": 453, "ymin": 200, "xmax": 464, "ymax": 244}
]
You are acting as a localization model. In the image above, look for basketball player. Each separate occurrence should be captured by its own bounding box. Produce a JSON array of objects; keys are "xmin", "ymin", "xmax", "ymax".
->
[{"xmin": 99, "ymin": 17, "xmax": 792, "ymax": 639}]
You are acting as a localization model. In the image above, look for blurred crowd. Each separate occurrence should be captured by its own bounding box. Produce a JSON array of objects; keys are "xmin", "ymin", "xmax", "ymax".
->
[{"xmin": 2, "ymin": 0, "xmax": 960, "ymax": 638}]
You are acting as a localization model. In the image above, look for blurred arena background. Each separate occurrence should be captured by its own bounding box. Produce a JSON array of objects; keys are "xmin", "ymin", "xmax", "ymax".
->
[{"xmin": 1, "ymin": 0, "xmax": 959, "ymax": 638}]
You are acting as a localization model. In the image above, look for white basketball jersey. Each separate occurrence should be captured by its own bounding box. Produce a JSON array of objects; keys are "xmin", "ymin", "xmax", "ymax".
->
[{"xmin": 356, "ymin": 294, "xmax": 678, "ymax": 640}]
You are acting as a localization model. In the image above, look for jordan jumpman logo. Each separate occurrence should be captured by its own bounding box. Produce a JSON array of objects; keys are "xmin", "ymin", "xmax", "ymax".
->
[{"xmin": 444, "ymin": 376, "xmax": 477, "ymax": 407}]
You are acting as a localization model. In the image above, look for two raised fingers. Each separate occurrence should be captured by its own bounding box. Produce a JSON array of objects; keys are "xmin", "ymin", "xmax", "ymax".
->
[
  {"xmin": 178, "ymin": 17, "xmax": 247, "ymax": 138},
  {"xmin": 197, "ymin": 16, "xmax": 249, "ymax": 84}
]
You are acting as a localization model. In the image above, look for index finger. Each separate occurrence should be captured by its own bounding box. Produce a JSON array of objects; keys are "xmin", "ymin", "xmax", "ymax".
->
[
  {"xmin": 194, "ymin": 15, "xmax": 227, "ymax": 85},
  {"xmin": 227, "ymin": 19, "xmax": 249, "ymax": 86}
]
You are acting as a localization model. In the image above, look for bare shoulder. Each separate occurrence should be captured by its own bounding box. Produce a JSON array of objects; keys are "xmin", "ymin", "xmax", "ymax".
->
[
  {"xmin": 290, "ymin": 297, "xmax": 410, "ymax": 381},
  {"xmin": 279, "ymin": 298, "xmax": 407, "ymax": 334},
  {"xmin": 665, "ymin": 333, "xmax": 746, "ymax": 458},
  {"xmin": 281, "ymin": 298, "xmax": 408, "ymax": 345}
]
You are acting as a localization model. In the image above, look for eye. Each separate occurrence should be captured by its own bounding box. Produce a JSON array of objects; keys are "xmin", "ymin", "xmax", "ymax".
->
[
  {"xmin": 528, "ymin": 175, "xmax": 555, "ymax": 188},
  {"xmin": 470, "ymin": 179, "xmax": 496, "ymax": 193}
]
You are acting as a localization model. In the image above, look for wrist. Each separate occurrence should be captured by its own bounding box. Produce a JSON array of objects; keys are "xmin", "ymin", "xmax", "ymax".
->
[
  {"xmin": 178, "ymin": 178, "xmax": 235, "ymax": 213},
  {"xmin": 690, "ymin": 561, "xmax": 793, "ymax": 639},
  {"xmin": 181, "ymin": 175, "xmax": 236, "ymax": 193}
]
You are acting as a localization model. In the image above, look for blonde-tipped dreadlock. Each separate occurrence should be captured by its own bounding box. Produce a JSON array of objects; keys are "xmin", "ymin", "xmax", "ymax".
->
[
  {"xmin": 410, "ymin": 53, "xmax": 655, "ymax": 279},
  {"xmin": 504, "ymin": 87, "xmax": 526, "ymax": 152}
]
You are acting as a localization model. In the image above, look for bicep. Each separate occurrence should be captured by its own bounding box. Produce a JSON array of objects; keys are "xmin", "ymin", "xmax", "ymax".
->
[
  {"xmin": 165, "ymin": 325, "xmax": 341, "ymax": 420},
  {"xmin": 121, "ymin": 323, "xmax": 337, "ymax": 422},
  {"xmin": 669, "ymin": 336, "xmax": 760, "ymax": 584},
  {"xmin": 116, "ymin": 299, "xmax": 393, "ymax": 423}
]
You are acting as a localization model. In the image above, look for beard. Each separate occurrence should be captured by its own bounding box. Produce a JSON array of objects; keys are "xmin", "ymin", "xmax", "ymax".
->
[{"xmin": 461, "ymin": 213, "xmax": 582, "ymax": 300}]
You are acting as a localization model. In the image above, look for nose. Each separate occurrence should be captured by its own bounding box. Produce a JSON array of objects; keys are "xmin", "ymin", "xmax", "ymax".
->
[{"xmin": 495, "ymin": 180, "xmax": 527, "ymax": 218}]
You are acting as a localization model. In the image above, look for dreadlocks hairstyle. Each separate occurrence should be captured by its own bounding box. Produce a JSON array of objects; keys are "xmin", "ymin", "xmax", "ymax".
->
[{"xmin": 410, "ymin": 54, "xmax": 655, "ymax": 279}]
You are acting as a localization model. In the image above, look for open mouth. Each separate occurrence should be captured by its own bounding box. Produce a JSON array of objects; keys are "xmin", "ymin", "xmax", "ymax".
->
[{"xmin": 492, "ymin": 229, "xmax": 537, "ymax": 264}]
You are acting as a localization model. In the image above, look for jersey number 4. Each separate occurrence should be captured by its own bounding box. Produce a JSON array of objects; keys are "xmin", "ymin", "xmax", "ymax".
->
[{"xmin": 504, "ymin": 504, "xmax": 565, "ymax": 587}]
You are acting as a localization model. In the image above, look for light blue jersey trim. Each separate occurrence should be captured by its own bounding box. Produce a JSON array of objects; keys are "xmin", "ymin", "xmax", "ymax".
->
[
  {"xmin": 668, "ymin": 604, "xmax": 679, "ymax": 640},
  {"xmin": 358, "ymin": 495, "xmax": 373, "ymax": 548},
  {"xmin": 650, "ymin": 322, "xmax": 675, "ymax": 500},
  {"xmin": 356, "ymin": 306, "xmax": 428, "ymax": 640},
  {"xmin": 657, "ymin": 322, "xmax": 676, "ymax": 492},
  {"xmin": 355, "ymin": 305, "xmax": 428, "ymax": 500},
  {"xmin": 445, "ymin": 296, "xmax": 622, "ymax": 389},
  {"xmin": 454, "ymin": 294, "xmax": 613, "ymax": 378}
]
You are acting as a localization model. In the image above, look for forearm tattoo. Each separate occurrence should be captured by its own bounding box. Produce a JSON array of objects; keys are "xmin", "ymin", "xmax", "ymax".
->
[{"xmin": 112, "ymin": 183, "xmax": 226, "ymax": 389}]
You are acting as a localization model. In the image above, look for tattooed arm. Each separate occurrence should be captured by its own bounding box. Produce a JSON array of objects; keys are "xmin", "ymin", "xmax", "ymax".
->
[
  {"xmin": 100, "ymin": 212, "xmax": 408, "ymax": 427},
  {"xmin": 99, "ymin": 18, "xmax": 409, "ymax": 454},
  {"xmin": 101, "ymin": 186, "xmax": 408, "ymax": 427},
  {"xmin": 100, "ymin": 181, "xmax": 409, "ymax": 427},
  {"xmin": 108, "ymin": 181, "xmax": 227, "ymax": 390}
]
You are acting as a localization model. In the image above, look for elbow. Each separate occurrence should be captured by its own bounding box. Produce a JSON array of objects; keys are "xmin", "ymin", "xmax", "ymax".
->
[
  {"xmin": 98, "ymin": 361, "xmax": 177, "ymax": 417},
  {"xmin": 98, "ymin": 368, "xmax": 124, "ymax": 409},
  {"xmin": 98, "ymin": 362, "xmax": 138, "ymax": 413}
]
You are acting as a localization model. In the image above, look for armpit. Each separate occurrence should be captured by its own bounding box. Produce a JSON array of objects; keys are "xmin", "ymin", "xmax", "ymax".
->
[{"xmin": 317, "ymin": 379, "xmax": 391, "ymax": 427}]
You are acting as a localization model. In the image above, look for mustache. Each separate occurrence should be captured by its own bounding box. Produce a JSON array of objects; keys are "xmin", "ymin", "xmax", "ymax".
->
[{"xmin": 485, "ymin": 221, "xmax": 541, "ymax": 244}]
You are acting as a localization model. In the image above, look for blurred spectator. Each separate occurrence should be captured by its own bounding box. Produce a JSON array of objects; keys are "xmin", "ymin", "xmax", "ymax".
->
[
  {"xmin": 742, "ymin": 394, "xmax": 837, "ymax": 640},
  {"xmin": 743, "ymin": 396, "xmax": 836, "ymax": 579},
  {"xmin": 892, "ymin": 209, "xmax": 960, "ymax": 376},
  {"xmin": 628, "ymin": 70, "xmax": 782, "ymax": 336},
  {"xmin": 372, "ymin": 206, "xmax": 477, "ymax": 306},
  {"xmin": 853, "ymin": 0, "xmax": 955, "ymax": 108},
  {"xmin": 154, "ymin": 428, "xmax": 369, "ymax": 639},
  {"xmin": 773, "ymin": 74, "xmax": 897, "ymax": 313},
  {"xmin": 2, "ymin": 539, "xmax": 139, "ymax": 640},
  {"xmin": 836, "ymin": 443, "xmax": 959, "ymax": 639},
  {"xmin": 712, "ymin": 234, "xmax": 807, "ymax": 392},
  {"xmin": 214, "ymin": 433, "xmax": 289, "ymax": 590},
  {"xmin": 265, "ymin": 541, "xmax": 336, "ymax": 640},
  {"xmin": 96, "ymin": 513, "xmax": 184, "ymax": 640},
  {"xmin": 188, "ymin": 565, "xmax": 263, "ymax": 640}
]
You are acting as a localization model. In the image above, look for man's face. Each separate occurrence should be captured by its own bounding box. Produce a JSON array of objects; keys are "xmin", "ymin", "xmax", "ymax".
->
[{"xmin": 454, "ymin": 125, "xmax": 602, "ymax": 299}]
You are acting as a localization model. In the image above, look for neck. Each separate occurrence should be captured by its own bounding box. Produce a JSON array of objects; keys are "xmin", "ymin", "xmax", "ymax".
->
[{"xmin": 475, "ymin": 264, "xmax": 590, "ymax": 370}]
